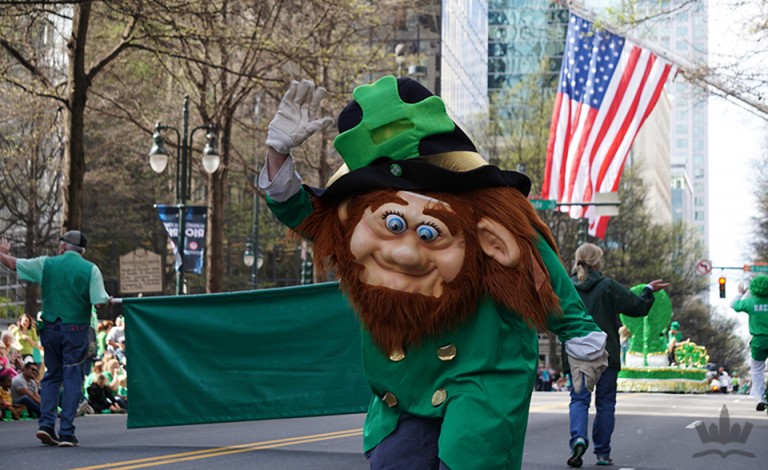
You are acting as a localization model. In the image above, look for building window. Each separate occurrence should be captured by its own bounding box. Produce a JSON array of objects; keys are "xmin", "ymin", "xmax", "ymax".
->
[{"xmin": 695, "ymin": 211, "xmax": 705, "ymax": 221}]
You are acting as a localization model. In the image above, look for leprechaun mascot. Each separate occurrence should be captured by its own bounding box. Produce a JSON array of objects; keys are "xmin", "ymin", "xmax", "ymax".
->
[
  {"xmin": 259, "ymin": 76, "xmax": 609, "ymax": 469},
  {"xmin": 731, "ymin": 275, "xmax": 768, "ymax": 409}
]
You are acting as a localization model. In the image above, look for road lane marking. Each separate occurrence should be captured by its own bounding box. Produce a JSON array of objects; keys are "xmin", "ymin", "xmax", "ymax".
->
[{"xmin": 72, "ymin": 428, "xmax": 363, "ymax": 470}]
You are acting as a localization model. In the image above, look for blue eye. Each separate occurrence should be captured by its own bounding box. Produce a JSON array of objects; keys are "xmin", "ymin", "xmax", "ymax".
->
[
  {"xmin": 385, "ymin": 214, "xmax": 407, "ymax": 233},
  {"xmin": 416, "ymin": 224, "xmax": 439, "ymax": 241}
]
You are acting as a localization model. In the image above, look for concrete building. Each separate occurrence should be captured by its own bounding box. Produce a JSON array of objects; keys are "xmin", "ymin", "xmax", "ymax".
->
[
  {"xmin": 671, "ymin": 165, "xmax": 694, "ymax": 224},
  {"xmin": 629, "ymin": 92, "xmax": 673, "ymax": 226}
]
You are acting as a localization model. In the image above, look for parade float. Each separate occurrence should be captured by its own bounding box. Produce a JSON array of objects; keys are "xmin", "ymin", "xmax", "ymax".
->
[{"xmin": 617, "ymin": 285, "xmax": 710, "ymax": 393}]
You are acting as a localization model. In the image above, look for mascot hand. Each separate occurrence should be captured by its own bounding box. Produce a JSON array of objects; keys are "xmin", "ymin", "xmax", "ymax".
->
[
  {"xmin": 568, "ymin": 349, "xmax": 609, "ymax": 393},
  {"xmin": 266, "ymin": 79, "xmax": 334, "ymax": 155}
]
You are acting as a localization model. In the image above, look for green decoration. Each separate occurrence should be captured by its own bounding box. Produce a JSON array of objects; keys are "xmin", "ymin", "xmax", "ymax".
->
[
  {"xmin": 619, "ymin": 285, "xmax": 673, "ymax": 356},
  {"xmin": 618, "ymin": 367, "xmax": 707, "ymax": 381},
  {"xmin": 333, "ymin": 75, "xmax": 455, "ymax": 170},
  {"xmin": 674, "ymin": 341, "xmax": 709, "ymax": 369}
]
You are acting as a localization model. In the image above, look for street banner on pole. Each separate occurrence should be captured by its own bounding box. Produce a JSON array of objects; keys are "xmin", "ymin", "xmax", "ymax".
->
[
  {"xmin": 156, "ymin": 204, "xmax": 207, "ymax": 274},
  {"xmin": 542, "ymin": 13, "xmax": 676, "ymax": 239}
]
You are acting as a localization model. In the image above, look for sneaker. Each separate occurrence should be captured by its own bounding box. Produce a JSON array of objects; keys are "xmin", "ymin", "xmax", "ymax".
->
[
  {"xmin": 58, "ymin": 435, "xmax": 79, "ymax": 447},
  {"xmin": 757, "ymin": 402, "xmax": 767, "ymax": 412},
  {"xmin": 596, "ymin": 455, "xmax": 614, "ymax": 466},
  {"xmin": 36, "ymin": 427, "xmax": 60, "ymax": 446},
  {"xmin": 567, "ymin": 437, "xmax": 587, "ymax": 468}
]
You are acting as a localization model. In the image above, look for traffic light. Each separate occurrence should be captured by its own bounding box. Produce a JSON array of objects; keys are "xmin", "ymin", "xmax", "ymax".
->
[{"xmin": 719, "ymin": 276, "xmax": 726, "ymax": 298}]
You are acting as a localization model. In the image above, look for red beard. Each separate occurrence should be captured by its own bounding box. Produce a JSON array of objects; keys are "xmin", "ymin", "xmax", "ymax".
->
[{"xmin": 337, "ymin": 244, "xmax": 482, "ymax": 355}]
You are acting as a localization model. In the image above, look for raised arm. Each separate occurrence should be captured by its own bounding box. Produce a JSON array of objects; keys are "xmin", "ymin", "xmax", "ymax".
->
[{"xmin": 0, "ymin": 239, "xmax": 17, "ymax": 271}]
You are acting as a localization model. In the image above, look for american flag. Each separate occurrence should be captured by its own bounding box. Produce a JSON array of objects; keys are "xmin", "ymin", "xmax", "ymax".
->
[{"xmin": 542, "ymin": 13, "xmax": 676, "ymax": 238}]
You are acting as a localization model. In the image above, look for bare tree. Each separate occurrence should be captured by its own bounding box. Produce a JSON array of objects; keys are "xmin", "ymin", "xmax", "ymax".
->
[
  {"xmin": 130, "ymin": 0, "xmax": 404, "ymax": 292},
  {"xmin": 0, "ymin": 88, "xmax": 64, "ymax": 313},
  {"xmin": 0, "ymin": 1, "xmax": 146, "ymax": 232}
]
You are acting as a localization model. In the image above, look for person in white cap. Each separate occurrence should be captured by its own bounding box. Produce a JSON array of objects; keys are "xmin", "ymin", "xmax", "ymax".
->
[{"xmin": 0, "ymin": 231, "xmax": 110, "ymax": 447}]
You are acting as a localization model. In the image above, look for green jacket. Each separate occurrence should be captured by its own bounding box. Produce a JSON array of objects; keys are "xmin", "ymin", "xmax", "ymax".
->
[
  {"xmin": 267, "ymin": 190, "xmax": 602, "ymax": 469},
  {"xmin": 732, "ymin": 295, "xmax": 768, "ymax": 337},
  {"xmin": 569, "ymin": 269, "xmax": 654, "ymax": 370}
]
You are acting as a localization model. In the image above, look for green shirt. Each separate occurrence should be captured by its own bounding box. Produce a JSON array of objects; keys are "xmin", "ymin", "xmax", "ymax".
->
[
  {"xmin": 17, "ymin": 251, "xmax": 109, "ymax": 324},
  {"xmin": 732, "ymin": 295, "xmax": 768, "ymax": 337}
]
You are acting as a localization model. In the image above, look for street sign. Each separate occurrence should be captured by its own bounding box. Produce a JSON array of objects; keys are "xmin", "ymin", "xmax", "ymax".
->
[
  {"xmin": 593, "ymin": 192, "xmax": 620, "ymax": 216},
  {"xmin": 695, "ymin": 259, "xmax": 713, "ymax": 276},
  {"xmin": 120, "ymin": 248, "xmax": 163, "ymax": 294},
  {"xmin": 529, "ymin": 199, "xmax": 557, "ymax": 211},
  {"xmin": 744, "ymin": 264, "xmax": 768, "ymax": 273}
]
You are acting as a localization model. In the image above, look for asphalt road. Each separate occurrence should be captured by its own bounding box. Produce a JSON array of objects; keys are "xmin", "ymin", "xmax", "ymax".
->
[{"xmin": 2, "ymin": 392, "xmax": 766, "ymax": 469}]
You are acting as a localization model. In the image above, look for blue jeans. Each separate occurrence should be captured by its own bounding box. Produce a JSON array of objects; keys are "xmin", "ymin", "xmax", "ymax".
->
[
  {"xmin": 365, "ymin": 412, "xmax": 450, "ymax": 470},
  {"xmin": 569, "ymin": 367, "xmax": 619, "ymax": 457},
  {"xmin": 39, "ymin": 320, "xmax": 89, "ymax": 437},
  {"xmin": 14, "ymin": 395, "xmax": 41, "ymax": 417}
]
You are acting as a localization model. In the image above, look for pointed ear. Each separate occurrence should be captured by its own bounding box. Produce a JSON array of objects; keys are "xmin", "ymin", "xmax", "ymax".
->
[
  {"xmin": 477, "ymin": 217, "xmax": 521, "ymax": 268},
  {"xmin": 337, "ymin": 199, "xmax": 350, "ymax": 224}
]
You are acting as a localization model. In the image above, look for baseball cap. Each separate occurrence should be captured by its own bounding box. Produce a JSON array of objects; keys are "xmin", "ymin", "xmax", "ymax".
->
[{"xmin": 60, "ymin": 230, "xmax": 87, "ymax": 248}]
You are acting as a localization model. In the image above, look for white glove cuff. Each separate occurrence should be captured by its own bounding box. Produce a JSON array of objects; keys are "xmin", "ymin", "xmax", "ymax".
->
[
  {"xmin": 258, "ymin": 157, "xmax": 303, "ymax": 203},
  {"xmin": 565, "ymin": 331, "xmax": 607, "ymax": 361}
]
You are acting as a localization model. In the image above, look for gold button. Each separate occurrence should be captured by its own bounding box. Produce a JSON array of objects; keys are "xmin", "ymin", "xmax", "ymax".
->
[
  {"xmin": 382, "ymin": 392, "xmax": 398, "ymax": 408},
  {"xmin": 389, "ymin": 348, "xmax": 405, "ymax": 362},
  {"xmin": 431, "ymin": 388, "xmax": 447, "ymax": 407},
  {"xmin": 437, "ymin": 344, "xmax": 457, "ymax": 361}
]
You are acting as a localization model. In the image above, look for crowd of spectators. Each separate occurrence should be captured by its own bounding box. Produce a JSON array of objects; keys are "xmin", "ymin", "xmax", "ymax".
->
[
  {"xmin": 0, "ymin": 313, "xmax": 127, "ymax": 422},
  {"xmin": 536, "ymin": 364, "xmax": 570, "ymax": 392}
]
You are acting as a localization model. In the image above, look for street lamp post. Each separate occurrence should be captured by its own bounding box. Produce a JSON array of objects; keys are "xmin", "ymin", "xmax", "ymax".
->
[
  {"xmin": 243, "ymin": 93, "xmax": 264, "ymax": 289},
  {"xmin": 148, "ymin": 95, "xmax": 220, "ymax": 295},
  {"xmin": 243, "ymin": 176, "xmax": 262, "ymax": 289}
]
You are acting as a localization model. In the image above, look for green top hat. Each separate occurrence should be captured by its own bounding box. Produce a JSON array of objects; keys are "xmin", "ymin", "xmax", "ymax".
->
[{"xmin": 306, "ymin": 75, "xmax": 531, "ymax": 200}]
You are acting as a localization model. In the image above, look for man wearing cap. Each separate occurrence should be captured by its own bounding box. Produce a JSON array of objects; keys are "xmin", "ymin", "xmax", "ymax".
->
[
  {"xmin": 0, "ymin": 231, "xmax": 110, "ymax": 447},
  {"xmin": 257, "ymin": 77, "xmax": 609, "ymax": 469}
]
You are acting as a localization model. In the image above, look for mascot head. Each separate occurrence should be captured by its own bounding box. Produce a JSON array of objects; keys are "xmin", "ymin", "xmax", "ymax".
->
[
  {"xmin": 749, "ymin": 275, "xmax": 768, "ymax": 297},
  {"xmin": 296, "ymin": 76, "xmax": 560, "ymax": 354}
]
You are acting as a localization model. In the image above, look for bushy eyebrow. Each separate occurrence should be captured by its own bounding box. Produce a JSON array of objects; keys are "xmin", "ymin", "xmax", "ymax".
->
[
  {"xmin": 367, "ymin": 193, "xmax": 408, "ymax": 212},
  {"xmin": 424, "ymin": 204, "xmax": 459, "ymax": 236},
  {"xmin": 363, "ymin": 191, "xmax": 459, "ymax": 235}
]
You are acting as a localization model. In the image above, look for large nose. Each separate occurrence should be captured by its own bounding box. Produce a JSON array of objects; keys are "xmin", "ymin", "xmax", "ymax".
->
[{"xmin": 385, "ymin": 236, "xmax": 425, "ymax": 270}]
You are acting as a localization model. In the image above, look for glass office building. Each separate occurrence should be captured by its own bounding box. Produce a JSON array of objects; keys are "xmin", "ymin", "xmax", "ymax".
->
[{"xmin": 488, "ymin": 1, "xmax": 569, "ymax": 95}]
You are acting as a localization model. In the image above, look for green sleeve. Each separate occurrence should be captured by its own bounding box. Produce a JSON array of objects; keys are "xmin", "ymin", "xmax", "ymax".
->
[
  {"xmin": 265, "ymin": 188, "xmax": 314, "ymax": 230},
  {"xmin": 90, "ymin": 266, "xmax": 110, "ymax": 305},
  {"xmin": 15, "ymin": 256, "xmax": 47, "ymax": 284},
  {"xmin": 536, "ymin": 237, "xmax": 601, "ymax": 342},
  {"xmin": 731, "ymin": 297, "xmax": 751, "ymax": 313}
]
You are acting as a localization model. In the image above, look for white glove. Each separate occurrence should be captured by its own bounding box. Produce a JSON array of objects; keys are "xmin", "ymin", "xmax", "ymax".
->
[
  {"xmin": 568, "ymin": 349, "xmax": 609, "ymax": 393},
  {"xmin": 266, "ymin": 79, "xmax": 334, "ymax": 155}
]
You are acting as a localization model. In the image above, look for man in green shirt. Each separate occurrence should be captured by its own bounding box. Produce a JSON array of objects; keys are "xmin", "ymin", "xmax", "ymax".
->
[
  {"xmin": 0, "ymin": 231, "xmax": 110, "ymax": 447},
  {"xmin": 731, "ymin": 275, "xmax": 768, "ymax": 408},
  {"xmin": 258, "ymin": 76, "xmax": 608, "ymax": 469}
]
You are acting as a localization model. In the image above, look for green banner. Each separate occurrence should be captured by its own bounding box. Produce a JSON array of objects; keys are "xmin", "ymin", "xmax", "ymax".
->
[{"xmin": 123, "ymin": 282, "xmax": 371, "ymax": 429}]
